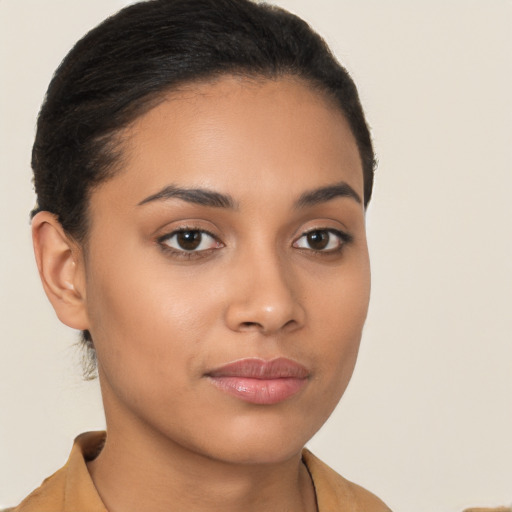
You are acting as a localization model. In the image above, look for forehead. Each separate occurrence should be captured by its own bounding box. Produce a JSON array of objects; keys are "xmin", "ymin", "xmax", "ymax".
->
[{"xmin": 93, "ymin": 76, "xmax": 363, "ymax": 212}]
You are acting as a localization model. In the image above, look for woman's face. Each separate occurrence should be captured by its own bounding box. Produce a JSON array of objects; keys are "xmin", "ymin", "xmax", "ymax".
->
[{"xmin": 81, "ymin": 76, "xmax": 370, "ymax": 464}]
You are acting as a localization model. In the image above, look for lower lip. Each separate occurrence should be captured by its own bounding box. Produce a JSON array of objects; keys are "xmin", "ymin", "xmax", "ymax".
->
[{"xmin": 208, "ymin": 376, "xmax": 307, "ymax": 405}]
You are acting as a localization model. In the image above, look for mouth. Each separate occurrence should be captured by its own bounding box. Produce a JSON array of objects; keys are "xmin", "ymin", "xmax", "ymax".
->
[{"xmin": 205, "ymin": 358, "xmax": 309, "ymax": 405}]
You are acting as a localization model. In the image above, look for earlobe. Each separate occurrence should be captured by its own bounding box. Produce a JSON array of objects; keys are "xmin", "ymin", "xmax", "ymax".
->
[{"xmin": 32, "ymin": 211, "xmax": 90, "ymax": 331}]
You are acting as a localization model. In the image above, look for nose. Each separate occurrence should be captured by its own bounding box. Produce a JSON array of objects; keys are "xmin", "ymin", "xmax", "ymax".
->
[{"xmin": 224, "ymin": 249, "xmax": 306, "ymax": 336}]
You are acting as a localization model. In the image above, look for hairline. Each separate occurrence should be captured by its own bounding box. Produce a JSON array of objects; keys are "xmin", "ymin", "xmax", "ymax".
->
[{"xmin": 74, "ymin": 71, "xmax": 365, "ymax": 250}]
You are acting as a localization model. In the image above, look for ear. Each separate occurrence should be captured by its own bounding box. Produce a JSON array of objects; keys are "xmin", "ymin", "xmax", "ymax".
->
[{"xmin": 32, "ymin": 211, "xmax": 90, "ymax": 331}]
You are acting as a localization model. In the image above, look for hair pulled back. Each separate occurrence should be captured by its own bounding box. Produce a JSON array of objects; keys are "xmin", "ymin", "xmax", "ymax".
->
[{"xmin": 31, "ymin": 0, "xmax": 376, "ymax": 374}]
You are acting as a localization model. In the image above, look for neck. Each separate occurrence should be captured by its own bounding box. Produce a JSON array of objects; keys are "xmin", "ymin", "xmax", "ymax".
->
[{"xmin": 87, "ymin": 386, "xmax": 317, "ymax": 512}]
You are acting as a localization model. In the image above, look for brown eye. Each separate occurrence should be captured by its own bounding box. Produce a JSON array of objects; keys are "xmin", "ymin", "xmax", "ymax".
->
[
  {"xmin": 293, "ymin": 228, "xmax": 350, "ymax": 253},
  {"xmin": 306, "ymin": 230, "xmax": 329, "ymax": 250},
  {"xmin": 176, "ymin": 230, "xmax": 202, "ymax": 251},
  {"xmin": 160, "ymin": 229, "xmax": 220, "ymax": 253}
]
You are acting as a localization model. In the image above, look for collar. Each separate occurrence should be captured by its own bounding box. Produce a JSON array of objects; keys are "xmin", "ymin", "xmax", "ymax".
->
[{"xmin": 14, "ymin": 431, "xmax": 389, "ymax": 512}]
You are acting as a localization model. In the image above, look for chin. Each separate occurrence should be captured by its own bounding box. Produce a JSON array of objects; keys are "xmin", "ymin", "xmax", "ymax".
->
[
  {"xmin": 180, "ymin": 408, "xmax": 326, "ymax": 466},
  {"xmin": 206, "ymin": 439, "xmax": 307, "ymax": 466}
]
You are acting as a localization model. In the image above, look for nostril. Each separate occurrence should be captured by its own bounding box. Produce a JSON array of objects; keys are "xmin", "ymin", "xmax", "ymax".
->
[
  {"xmin": 238, "ymin": 319, "xmax": 298, "ymax": 334},
  {"xmin": 240, "ymin": 321, "xmax": 263, "ymax": 331},
  {"xmin": 225, "ymin": 288, "xmax": 306, "ymax": 335},
  {"xmin": 283, "ymin": 319, "xmax": 297, "ymax": 330}
]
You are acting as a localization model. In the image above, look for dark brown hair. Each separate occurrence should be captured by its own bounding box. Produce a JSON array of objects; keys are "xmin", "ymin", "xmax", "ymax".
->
[{"xmin": 31, "ymin": 0, "xmax": 376, "ymax": 376}]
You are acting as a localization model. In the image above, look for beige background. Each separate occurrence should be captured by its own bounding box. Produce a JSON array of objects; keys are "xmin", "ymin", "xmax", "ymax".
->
[{"xmin": 1, "ymin": 1, "xmax": 511, "ymax": 510}]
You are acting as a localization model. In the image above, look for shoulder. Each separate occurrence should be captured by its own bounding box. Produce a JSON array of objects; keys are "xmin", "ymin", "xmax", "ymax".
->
[
  {"xmin": 302, "ymin": 449, "xmax": 392, "ymax": 512},
  {"xmin": 6, "ymin": 466, "xmax": 67, "ymax": 512},
  {"xmin": 6, "ymin": 431, "xmax": 107, "ymax": 512}
]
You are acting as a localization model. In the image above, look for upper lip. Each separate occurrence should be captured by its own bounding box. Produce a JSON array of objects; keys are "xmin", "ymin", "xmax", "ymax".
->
[{"xmin": 206, "ymin": 357, "xmax": 309, "ymax": 379}]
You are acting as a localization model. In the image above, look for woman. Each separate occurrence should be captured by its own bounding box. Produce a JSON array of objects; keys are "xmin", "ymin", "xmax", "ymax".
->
[{"xmin": 10, "ymin": 0, "xmax": 390, "ymax": 510}]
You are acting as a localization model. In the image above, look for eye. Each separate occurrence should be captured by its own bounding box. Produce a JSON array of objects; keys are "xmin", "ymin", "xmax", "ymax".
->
[
  {"xmin": 293, "ymin": 229, "xmax": 350, "ymax": 253},
  {"xmin": 159, "ymin": 229, "xmax": 221, "ymax": 253}
]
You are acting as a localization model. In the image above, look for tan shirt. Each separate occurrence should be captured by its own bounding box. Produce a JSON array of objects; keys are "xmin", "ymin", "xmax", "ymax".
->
[{"xmin": 10, "ymin": 431, "xmax": 391, "ymax": 512}]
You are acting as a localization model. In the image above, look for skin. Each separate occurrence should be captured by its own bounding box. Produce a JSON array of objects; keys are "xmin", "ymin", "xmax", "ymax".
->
[{"xmin": 33, "ymin": 76, "xmax": 370, "ymax": 512}]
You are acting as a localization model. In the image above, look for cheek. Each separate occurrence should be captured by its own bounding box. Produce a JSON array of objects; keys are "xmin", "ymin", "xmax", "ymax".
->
[
  {"xmin": 308, "ymin": 252, "xmax": 371, "ymax": 390},
  {"xmin": 83, "ymin": 247, "xmax": 222, "ymax": 392}
]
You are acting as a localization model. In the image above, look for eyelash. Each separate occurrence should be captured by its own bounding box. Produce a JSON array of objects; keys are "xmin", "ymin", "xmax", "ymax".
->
[
  {"xmin": 293, "ymin": 228, "xmax": 353, "ymax": 255},
  {"xmin": 157, "ymin": 227, "xmax": 222, "ymax": 260},
  {"xmin": 157, "ymin": 226, "xmax": 352, "ymax": 260}
]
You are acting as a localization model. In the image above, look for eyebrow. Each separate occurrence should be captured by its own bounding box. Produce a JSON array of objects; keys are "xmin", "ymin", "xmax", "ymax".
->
[
  {"xmin": 295, "ymin": 182, "xmax": 361, "ymax": 208},
  {"xmin": 138, "ymin": 185, "xmax": 238, "ymax": 209},
  {"xmin": 138, "ymin": 181, "xmax": 361, "ymax": 210}
]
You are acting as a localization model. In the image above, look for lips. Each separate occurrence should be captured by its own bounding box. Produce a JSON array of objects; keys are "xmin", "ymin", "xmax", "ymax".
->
[{"xmin": 206, "ymin": 358, "xmax": 309, "ymax": 405}]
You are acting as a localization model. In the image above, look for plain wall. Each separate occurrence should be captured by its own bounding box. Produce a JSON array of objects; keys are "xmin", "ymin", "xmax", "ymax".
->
[{"xmin": 1, "ymin": 1, "xmax": 511, "ymax": 510}]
